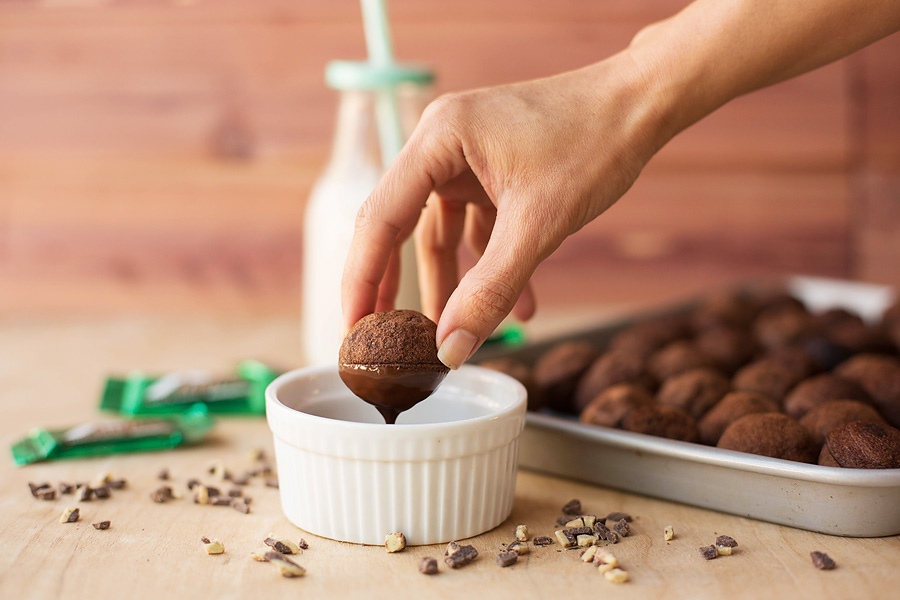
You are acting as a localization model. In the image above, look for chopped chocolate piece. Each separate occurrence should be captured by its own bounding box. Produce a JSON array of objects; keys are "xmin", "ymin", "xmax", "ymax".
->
[
  {"xmin": 605, "ymin": 531, "xmax": 619, "ymax": 544},
  {"xmin": 569, "ymin": 526, "xmax": 593, "ymax": 537},
  {"xmin": 613, "ymin": 519, "xmax": 630, "ymax": 538},
  {"xmin": 715, "ymin": 535, "xmax": 738, "ymax": 548},
  {"xmin": 205, "ymin": 486, "xmax": 221, "ymax": 497},
  {"xmin": 593, "ymin": 522, "xmax": 610, "ymax": 537},
  {"xmin": 496, "ymin": 551, "xmax": 518, "ymax": 567},
  {"xmin": 297, "ymin": 538, "xmax": 309, "ymax": 550},
  {"xmin": 92, "ymin": 485, "xmax": 111, "ymax": 499},
  {"xmin": 107, "ymin": 479, "xmax": 126, "ymax": 490},
  {"xmin": 264, "ymin": 534, "xmax": 300, "ymax": 555},
  {"xmin": 227, "ymin": 487, "xmax": 243, "ymax": 498},
  {"xmin": 811, "ymin": 551, "xmax": 836, "ymax": 570},
  {"xmin": 60, "ymin": 507, "xmax": 80, "ymax": 523},
  {"xmin": 28, "ymin": 482, "xmax": 51, "ymax": 497},
  {"xmin": 232, "ymin": 498, "xmax": 251, "ymax": 514},
  {"xmin": 444, "ymin": 541, "xmax": 461, "ymax": 556},
  {"xmin": 232, "ymin": 474, "xmax": 251, "ymax": 486},
  {"xmin": 248, "ymin": 447, "xmax": 266, "ymax": 462},
  {"xmin": 444, "ymin": 544, "xmax": 478, "ymax": 568},
  {"xmin": 699, "ymin": 545, "xmax": 718, "ymax": 560},
  {"xmin": 562, "ymin": 499, "xmax": 582, "ymax": 515},
  {"xmin": 186, "ymin": 478, "xmax": 201, "ymax": 490},
  {"xmin": 37, "ymin": 488, "xmax": 57, "ymax": 501},
  {"xmin": 605, "ymin": 512, "xmax": 632, "ymax": 523},
  {"xmin": 158, "ymin": 468, "xmax": 170, "ymax": 481},
  {"xmin": 508, "ymin": 541, "xmax": 529, "ymax": 555},
  {"xmin": 264, "ymin": 477, "xmax": 279, "ymax": 489},
  {"xmin": 264, "ymin": 552, "xmax": 306, "ymax": 577},
  {"xmin": 418, "ymin": 557, "xmax": 439, "ymax": 575},
  {"xmin": 533, "ymin": 536, "xmax": 553, "ymax": 546},
  {"xmin": 200, "ymin": 536, "xmax": 211, "ymax": 544},
  {"xmin": 556, "ymin": 516, "xmax": 570, "ymax": 526},
  {"xmin": 150, "ymin": 486, "xmax": 174, "ymax": 503},
  {"xmin": 93, "ymin": 521, "xmax": 111, "ymax": 530},
  {"xmin": 58, "ymin": 483, "xmax": 75, "ymax": 495},
  {"xmin": 210, "ymin": 496, "xmax": 232, "ymax": 506},
  {"xmin": 76, "ymin": 485, "xmax": 93, "ymax": 502},
  {"xmin": 555, "ymin": 529, "xmax": 576, "ymax": 547}
]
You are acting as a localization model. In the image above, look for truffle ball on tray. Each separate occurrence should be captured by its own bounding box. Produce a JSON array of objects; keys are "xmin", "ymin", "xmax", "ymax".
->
[
  {"xmin": 656, "ymin": 367, "xmax": 731, "ymax": 420},
  {"xmin": 622, "ymin": 404, "xmax": 699, "ymax": 443},
  {"xmin": 478, "ymin": 357, "xmax": 542, "ymax": 411},
  {"xmin": 694, "ymin": 325, "xmax": 758, "ymax": 375},
  {"xmin": 573, "ymin": 349, "xmax": 653, "ymax": 412},
  {"xmin": 697, "ymin": 391, "xmax": 780, "ymax": 446},
  {"xmin": 608, "ymin": 317, "xmax": 690, "ymax": 360},
  {"xmin": 835, "ymin": 354, "xmax": 900, "ymax": 428},
  {"xmin": 647, "ymin": 341, "xmax": 715, "ymax": 383},
  {"xmin": 533, "ymin": 341, "xmax": 600, "ymax": 414},
  {"xmin": 717, "ymin": 413, "xmax": 818, "ymax": 463},
  {"xmin": 783, "ymin": 373, "xmax": 872, "ymax": 420},
  {"xmin": 819, "ymin": 421, "xmax": 900, "ymax": 469},
  {"xmin": 753, "ymin": 305, "xmax": 814, "ymax": 350},
  {"xmin": 732, "ymin": 358, "xmax": 804, "ymax": 403},
  {"xmin": 799, "ymin": 399, "xmax": 886, "ymax": 448},
  {"xmin": 580, "ymin": 383, "xmax": 654, "ymax": 429}
]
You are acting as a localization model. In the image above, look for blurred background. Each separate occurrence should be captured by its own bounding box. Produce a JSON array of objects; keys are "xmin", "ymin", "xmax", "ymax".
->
[{"xmin": 1, "ymin": 0, "xmax": 898, "ymax": 318}]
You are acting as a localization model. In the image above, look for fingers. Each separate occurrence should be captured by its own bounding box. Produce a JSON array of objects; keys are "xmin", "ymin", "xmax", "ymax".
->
[
  {"xmin": 374, "ymin": 245, "xmax": 401, "ymax": 314},
  {"xmin": 415, "ymin": 195, "xmax": 466, "ymax": 323},
  {"xmin": 436, "ymin": 211, "xmax": 545, "ymax": 369},
  {"xmin": 341, "ymin": 130, "xmax": 464, "ymax": 332}
]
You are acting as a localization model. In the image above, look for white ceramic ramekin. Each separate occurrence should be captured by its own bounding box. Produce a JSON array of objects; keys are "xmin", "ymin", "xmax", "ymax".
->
[{"xmin": 266, "ymin": 364, "xmax": 527, "ymax": 545}]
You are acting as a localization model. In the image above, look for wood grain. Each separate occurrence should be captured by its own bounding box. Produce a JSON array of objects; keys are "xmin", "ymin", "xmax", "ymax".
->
[{"xmin": 2, "ymin": 314, "xmax": 899, "ymax": 600}]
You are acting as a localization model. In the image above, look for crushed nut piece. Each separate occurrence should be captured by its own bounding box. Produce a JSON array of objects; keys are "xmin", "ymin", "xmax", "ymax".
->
[
  {"xmin": 699, "ymin": 545, "xmax": 718, "ymax": 560},
  {"xmin": 37, "ymin": 488, "xmax": 57, "ymax": 501},
  {"xmin": 107, "ymin": 479, "xmax": 126, "ymax": 490},
  {"xmin": 264, "ymin": 552, "xmax": 306, "ymax": 577},
  {"xmin": 92, "ymin": 521, "xmax": 111, "ymax": 530},
  {"xmin": 158, "ymin": 468, "xmax": 170, "ymax": 481},
  {"xmin": 562, "ymin": 499, "xmax": 582, "ymax": 515},
  {"xmin": 811, "ymin": 551, "xmax": 836, "ymax": 570},
  {"xmin": 496, "ymin": 551, "xmax": 518, "ymax": 568},
  {"xmin": 265, "ymin": 534, "xmax": 300, "ymax": 555},
  {"xmin": 28, "ymin": 482, "xmax": 50, "ymax": 497},
  {"xmin": 203, "ymin": 538, "xmax": 225, "ymax": 555},
  {"xmin": 593, "ymin": 548, "xmax": 618, "ymax": 567},
  {"xmin": 418, "ymin": 557, "xmax": 438, "ymax": 575},
  {"xmin": 58, "ymin": 483, "xmax": 75, "ymax": 495},
  {"xmin": 92, "ymin": 472, "xmax": 113, "ymax": 487},
  {"xmin": 194, "ymin": 485, "xmax": 210, "ymax": 505},
  {"xmin": 247, "ymin": 447, "xmax": 266, "ymax": 462},
  {"xmin": 508, "ymin": 541, "xmax": 529, "ymax": 555},
  {"xmin": 251, "ymin": 547, "xmax": 271, "ymax": 561},
  {"xmin": 565, "ymin": 517, "xmax": 585, "ymax": 528},
  {"xmin": 59, "ymin": 507, "xmax": 80, "ymax": 523},
  {"xmin": 515, "ymin": 524, "xmax": 528, "ymax": 541},
  {"xmin": 151, "ymin": 486, "xmax": 174, "ymax": 503},
  {"xmin": 664, "ymin": 525, "xmax": 675, "ymax": 541},
  {"xmin": 385, "ymin": 532, "xmax": 407, "ymax": 553},
  {"xmin": 555, "ymin": 530, "xmax": 575, "ymax": 548},
  {"xmin": 582, "ymin": 515, "xmax": 596, "ymax": 528},
  {"xmin": 577, "ymin": 534, "xmax": 597, "ymax": 547},
  {"xmin": 604, "ymin": 568, "xmax": 629, "ymax": 583},
  {"xmin": 581, "ymin": 546, "xmax": 598, "ymax": 563},
  {"xmin": 533, "ymin": 536, "xmax": 553, "ymax": 546},
  {"xmin": 716, "ymin": 545, "xmax": 733, "ymax": 556}
]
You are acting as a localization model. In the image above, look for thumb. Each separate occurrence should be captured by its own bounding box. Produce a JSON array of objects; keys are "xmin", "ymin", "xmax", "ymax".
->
[{"xmin": 435, "ymin": 216, "xmax": 542, "ymax": 369}]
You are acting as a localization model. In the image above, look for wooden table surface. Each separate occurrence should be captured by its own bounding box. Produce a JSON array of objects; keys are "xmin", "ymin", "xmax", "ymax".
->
[{"xmin": 2, "ymin": 312, "xmax": 899, "ymax": 600}]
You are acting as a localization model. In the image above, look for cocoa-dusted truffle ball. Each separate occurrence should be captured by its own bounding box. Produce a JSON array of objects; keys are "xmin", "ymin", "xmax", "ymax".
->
[
  {"xmin": 622, "ymin": 404, "xmax": 699, "ymax": 443},
  {"xmin": 697, "ymin": 391, "xmax": 780, "ymax": 446},
  {"xmin": 479, "ymin": 357, "xmax": 542, "ymax": 412},
  {"xmin": 609, "ymin": 317, "xmax": 690, "ymax": 360},
  {"xmin": 799, "ymin": 400, "xmax": 885, "ymax": 448},
  {"xmin": 695, "ymin": 325, "xmax": 758, "ymax": 374},
  {"xmin": 656, "ymin": 367, "xmax": 731, "ymax": 420},
  {"xmin": 647, "ymin": 341, "xmax": 715, "ymax": 383},
  {"xmin": 835, "ymin": 354, "xmax": 900, "ymax": 428},
  {"xmin": 732, "ymin": 358, "xmax": 804, "ymax": 403},
  {"xmin": 690, "ymin": 290, "xmax": 758, "ymax": 332},
  {"xmin": 753, "ymin": 305, "xmax": 814, "ymax": 350},
  {"xmin": 579, "ymin": 383, "xmax": 654, "ymax": 429},
  {"xmin": 573, "ymin": 349, "xmax": 653, "ymax": 413},
  {"xmin": 763, "ymin": 345, "xmax": 823, "ymax": 379},
  {"xmin": 533, "ymin": 341, "xmax": 599, "ymax": 414},
  {"xmin": 812, "ymin": 307, "xmax": 864, "ymax": 330},
  {"xmin": 717, "ymin": 413, "xmax": 817, "ymax": 463},
  {"xmin": 820, "ymin": 421, "xmax": 900, "ymax": 469},
  {"xmin": 783, "ymin": 374, "xmax": 871, "ymax": 420},
  {"xmin": 338, "ymin": 310, "xmax": 449, "ymax": 424},
  {"xmin": 826, "ymin": 320, "xmax": 896, "ymax": 356}
]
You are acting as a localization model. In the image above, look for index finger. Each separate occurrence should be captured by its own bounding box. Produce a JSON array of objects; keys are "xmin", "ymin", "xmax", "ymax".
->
[{"xmin": 341, "ymin": 132, "xmax": 464, "ymax": 331}]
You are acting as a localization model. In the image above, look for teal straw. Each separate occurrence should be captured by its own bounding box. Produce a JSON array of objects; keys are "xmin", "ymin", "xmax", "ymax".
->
[{"xmin": 360, "ymin": 0, "xmax": 405, "ymax": 163}]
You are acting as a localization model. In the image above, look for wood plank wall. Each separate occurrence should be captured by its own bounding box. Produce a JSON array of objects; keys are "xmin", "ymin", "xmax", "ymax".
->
[{"xmin": 0, "ymin": 0, "xmax": 897, "ymax": 315}]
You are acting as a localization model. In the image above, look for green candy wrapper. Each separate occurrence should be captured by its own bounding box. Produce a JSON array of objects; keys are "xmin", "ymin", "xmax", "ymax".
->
[
  {"xmin": 100, "ymin": 360, "xmax": 279, "ymax": 416},
  {"xmin": 10, "ymin": 404, "xmax": 213, "ymax": 467}
]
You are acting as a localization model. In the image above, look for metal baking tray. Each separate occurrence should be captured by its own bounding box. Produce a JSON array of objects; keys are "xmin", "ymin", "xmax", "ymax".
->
[{"xmin": 476, "ymin": 276, "xmax": 900, "ymax": 537}]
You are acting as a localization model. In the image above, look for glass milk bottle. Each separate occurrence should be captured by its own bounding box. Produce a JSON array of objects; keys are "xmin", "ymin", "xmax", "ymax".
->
[{"xmin": 302, "ymin": 61, "xmax": 434, "ymax": 365}]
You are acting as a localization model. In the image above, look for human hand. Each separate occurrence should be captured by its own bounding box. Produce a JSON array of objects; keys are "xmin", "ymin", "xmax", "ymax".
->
[{"xmin": 341, "ymin": 52, "xmax": 669, "ymax": 369}]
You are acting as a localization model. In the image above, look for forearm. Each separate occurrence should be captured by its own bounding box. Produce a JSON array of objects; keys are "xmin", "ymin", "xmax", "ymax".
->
[{"xmin": 625, "ymin": 0, "xmax": 900, "ymax": 147}]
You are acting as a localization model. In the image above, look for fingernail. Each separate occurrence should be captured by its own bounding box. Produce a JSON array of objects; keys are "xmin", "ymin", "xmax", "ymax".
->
[{"xmin": 437, "ymin": 329, "xmax": 478, "ymax": 370}]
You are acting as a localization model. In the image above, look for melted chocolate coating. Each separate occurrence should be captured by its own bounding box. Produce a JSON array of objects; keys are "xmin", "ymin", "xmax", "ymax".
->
[{"xmin": 338, "ymin": 364, "xmax": 449, "ymax": 424}]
